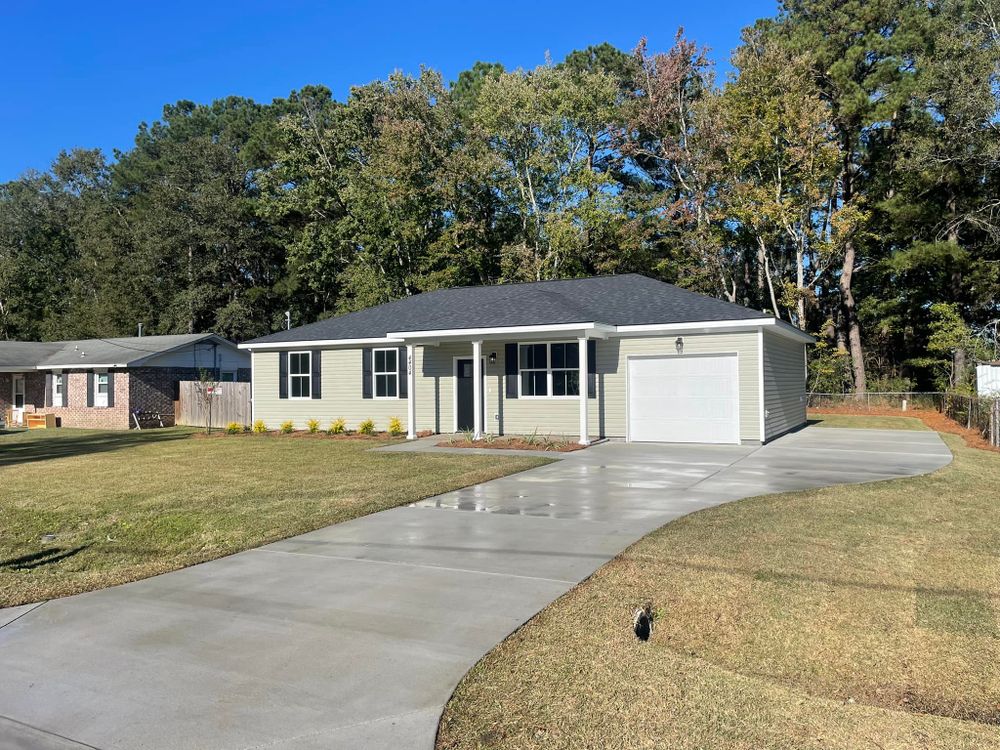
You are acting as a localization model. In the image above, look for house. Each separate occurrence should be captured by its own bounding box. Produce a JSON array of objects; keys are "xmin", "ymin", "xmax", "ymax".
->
[
  {"xmin": 240, "ymin": 274, "xmax": 814, "ymax": 445},
  {"xmin": 978, "ymin": 362, "xmax": 1000, "ymax": 397},
  {"xmin": 0, "ymin": 334, "xmax": 249, "ymax": 430}
]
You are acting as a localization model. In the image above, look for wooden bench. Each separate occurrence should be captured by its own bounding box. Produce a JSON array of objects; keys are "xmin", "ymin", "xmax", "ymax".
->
[{"xmin": 26, "ymin": 413, "xmax": 57, "ymax": 429}]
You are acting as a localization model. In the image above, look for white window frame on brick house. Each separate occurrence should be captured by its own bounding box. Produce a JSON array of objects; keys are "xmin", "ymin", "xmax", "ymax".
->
[
  {"xmin": 94, "ymin": 371, "xmax": 109, "ymax": 408},
  {"xmin": 288, "ymin": 351, "xmax": 311, "ymax": 399},
  {"xmin": 53, "ymin": 372, "xmax": 64, "ymax": 407}
]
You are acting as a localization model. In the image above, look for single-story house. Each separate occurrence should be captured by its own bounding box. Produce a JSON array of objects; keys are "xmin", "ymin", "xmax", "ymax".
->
[
  {"xmin": 241, "ymin": 274, "xmax": 814, "ymax": 445},
  {"xmin": 0, "ymin": 333, "xmax": 249, "ymax": 430}
]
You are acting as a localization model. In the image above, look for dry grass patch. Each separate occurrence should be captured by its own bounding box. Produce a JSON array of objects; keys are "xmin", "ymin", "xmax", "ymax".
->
[
  {"xmin": 438, "ymin": 431, "xmax": 1000, "ymax": 750},
  {"xmin": 0, "ymin": 428, "xmax": 547, "ymax": 607},
  {"xmin": 809, "ymin": 413, "xmax": 929, "ymax": 431}
]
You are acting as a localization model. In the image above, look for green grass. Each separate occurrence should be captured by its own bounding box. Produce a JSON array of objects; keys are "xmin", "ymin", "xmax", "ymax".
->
[
  {"xmin": 0, "ymin": 428, "xmax": 547, "ymax": 607},
  {"xmin": 809, "ymin": 413, "xmax": 929, "ymax": 430},
  {"xmin": 438, "ymin": 433, "xmax": 1000, "ymax": 750}
]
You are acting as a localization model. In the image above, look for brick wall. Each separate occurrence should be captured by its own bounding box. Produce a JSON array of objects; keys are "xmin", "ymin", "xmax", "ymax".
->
[
  {"xmin": 128, "ymin": 367, "xmax": 207, "ymax": 424},
  {"xmin": 31, "ymin": 371, "xmax": 132, "ymax": 430}
]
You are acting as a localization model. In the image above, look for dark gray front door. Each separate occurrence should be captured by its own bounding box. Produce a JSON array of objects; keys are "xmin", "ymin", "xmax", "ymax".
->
[{"xmin": 456, "ymin": 359, "xmax": 483, "ymax": 432}]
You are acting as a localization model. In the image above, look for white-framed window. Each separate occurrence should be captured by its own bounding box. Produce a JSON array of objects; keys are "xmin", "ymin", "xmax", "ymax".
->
[
  {"xmin": 95, "ymin": 372, "xmax": 109, "ymax": 408},
  {"xmin": 519, "ymin": 342, "xmax": 580, "ymax": 398},
  {"xmin": 53, "ymin": 373, "xmax": 64, "ymax": 407},
  {"xmin": 220, "ymin": 371, "xmax": 236, "ymax": 382},
  {"xmin": 288, "ymin": 352, "xmax": 311, "ymax": 399},
  {"xmin": 373, "ymin": 348, "xmax": 398, "ymax": 398}
]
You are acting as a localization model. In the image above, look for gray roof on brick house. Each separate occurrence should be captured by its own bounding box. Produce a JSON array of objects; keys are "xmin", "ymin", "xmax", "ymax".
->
[
  {"xmin": 0, "ymin": 334, "xmax": 234, "ymax": 370},
  {"xmin": 246, "ymin": 274, "xmax": 776, "ymax": 345}
]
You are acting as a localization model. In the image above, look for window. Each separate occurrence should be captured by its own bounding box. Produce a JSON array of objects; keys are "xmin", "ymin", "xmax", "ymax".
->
[
  {"xmin": 220, "ymin": 371, "xmax": 236, "ymax": 382},
  {"xmin": 95, "ymin": 373, "xmax": 109, "ymax": 408},
  {"xmin": 53, "ymin": 374, "xmax": 64, "ymax": 407},
  {"xmin": 374, "ymin": 348, "xmax": 398, "ymax": 398},
  {"xmin": 289, "ymin": 352, "xmax": 311, "ymax": 398},
  {"xmin": 519, "ymin": 342, "xmax": 580, "ymax": 398}
]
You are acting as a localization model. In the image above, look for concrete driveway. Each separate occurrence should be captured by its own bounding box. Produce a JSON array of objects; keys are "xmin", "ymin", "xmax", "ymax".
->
[{"xmin": 0, "ymin": 427, "xmax": 951, "ymax": 750}]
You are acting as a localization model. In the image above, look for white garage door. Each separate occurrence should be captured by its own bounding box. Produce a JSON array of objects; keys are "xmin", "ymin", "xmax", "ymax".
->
[{"xmin": 628, "ymin": 354, "xmax": 740, "ymax": 444}]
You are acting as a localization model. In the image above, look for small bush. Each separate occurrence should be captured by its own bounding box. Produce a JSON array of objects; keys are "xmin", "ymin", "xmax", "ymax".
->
[
  {"xmin": 280, "ymin": 420, "xmax": 295, "ymax": 434},
  {"xmin": 226, "ymin": 422, "xmax": 244, "ymax": 435},
  {"xmin": 306, "ymin": 418, "xmax": 320, "ymax": 434},
  {"xmin": 252, "ymin": 419, "xmax": 267, "ymax": 434},
  {"xmin": 358, "ymin": 419, "xmax": 376, "ymax": 435},
  {"xmin": 388, "ymin": 416, "xmax": 404, "ymax": 436},
  {"xmin": 328, "ymin": 417, "xmax": 346, "ymax": 435}
]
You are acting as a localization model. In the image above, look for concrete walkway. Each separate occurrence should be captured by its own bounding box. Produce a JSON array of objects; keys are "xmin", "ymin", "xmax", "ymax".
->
[{"xmin": 0, "ymin": 427, "xmax": 952, "ymax": 750}]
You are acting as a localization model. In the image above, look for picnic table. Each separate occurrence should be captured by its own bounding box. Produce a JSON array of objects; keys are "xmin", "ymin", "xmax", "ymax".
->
[{"xmin": 131, "ymin": 410, "xmax": 173, "ymax": 430}]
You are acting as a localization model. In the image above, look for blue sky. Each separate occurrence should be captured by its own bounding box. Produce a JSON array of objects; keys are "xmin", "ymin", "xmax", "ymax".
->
[{"xmin": 1, "ymin": 0, "xmax": 778, "ymax": 181}]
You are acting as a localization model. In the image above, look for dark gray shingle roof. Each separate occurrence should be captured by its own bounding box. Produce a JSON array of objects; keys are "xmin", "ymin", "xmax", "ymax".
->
[
  {"xmin": 0, "ymin": 334, "xmax": 230, "ymax": 368},
  {"xmin": 247, "ymin": 274, "xmax": 769, "ymax": 345}
]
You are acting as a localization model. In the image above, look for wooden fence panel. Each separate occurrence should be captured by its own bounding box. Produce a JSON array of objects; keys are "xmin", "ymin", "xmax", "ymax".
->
[{"xmin": 176, "ymin": 381, "xmax": 251, "ymax": 429}]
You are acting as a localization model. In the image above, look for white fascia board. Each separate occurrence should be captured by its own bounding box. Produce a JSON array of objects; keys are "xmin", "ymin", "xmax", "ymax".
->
[
  {"xmin": 35, "ymin": 363, "xmax": 129, "ymax": 370},
  {"xmin": 239, "ymin": 337, "xmax": 405, "ymax": 351},
  {"xmin": 615, "ymin": 318, "xmax": 815, "ymax": 344},
  {"xmin": 387, "ymin": 322, "xmax": 604, "ymax": 341}
]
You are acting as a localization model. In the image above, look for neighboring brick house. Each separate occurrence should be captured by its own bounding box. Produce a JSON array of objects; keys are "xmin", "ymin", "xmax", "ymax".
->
[{"xmin": 0, "ymin": 334, "xmax": 249, "ymax": 430}]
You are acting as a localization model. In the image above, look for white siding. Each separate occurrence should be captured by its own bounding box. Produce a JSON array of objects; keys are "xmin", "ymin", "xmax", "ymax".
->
[{"xmin": 762, "ymin": 329, "xmax": 807, "ymax": 441}]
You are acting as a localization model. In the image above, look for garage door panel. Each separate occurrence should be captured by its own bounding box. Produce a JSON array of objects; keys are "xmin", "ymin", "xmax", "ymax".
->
[{"xmin": 628, "ymin": 355, "xmax": 739, "ymax": 444}]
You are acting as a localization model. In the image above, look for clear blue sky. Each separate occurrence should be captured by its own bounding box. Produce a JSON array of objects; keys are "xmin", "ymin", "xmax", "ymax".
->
[{"xmin": 1, "ymin": 0, "xmax": 778, "ymax": 182}]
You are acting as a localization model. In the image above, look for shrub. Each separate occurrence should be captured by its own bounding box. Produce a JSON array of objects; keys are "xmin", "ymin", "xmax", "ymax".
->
[
  {"xmin": 226, "ymin": 422, "xmax": 244, "ymax": 435},
  {"xmin": 252, "ymin": 419, "xmax": 267, "ymax": 434},
  {"xmin": 388, "ymin": 416, "xmax": 404, "ymax": 436},
  {"xmin": 328, "ymin": 417, "xmax": 346, "ymax": 435},
  {"xmin": 306, "ymin": 418, "xmax": 320, "ymax": 434},
  {"xmin": 280, "ymin": 420, "xmax": 295, "ymax": 434},
  {"xmin": 358, "ymin": 419, "xmax": 376, "ymax": 435}
]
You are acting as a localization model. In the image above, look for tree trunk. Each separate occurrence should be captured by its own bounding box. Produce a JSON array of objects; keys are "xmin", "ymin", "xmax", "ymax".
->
[{"xmin": 840, "ymin": 238, "xmax": 866, "ymax": 397}]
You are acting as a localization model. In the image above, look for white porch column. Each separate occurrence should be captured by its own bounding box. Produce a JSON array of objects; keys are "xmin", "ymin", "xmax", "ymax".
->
[
  {"xmin": 472, "ymin": 339, "xmax": 483, "ymax": 440},
  {"xmin": 578, "ymin": 337, "xmax": 590, "ymax": 446},
  {"xmin": 406, "ymin": 344, "xmax": 417, "ymax": 440}
]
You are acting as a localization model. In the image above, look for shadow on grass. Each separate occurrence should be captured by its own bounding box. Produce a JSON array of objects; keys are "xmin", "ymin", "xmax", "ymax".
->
[
  {"xmin": 0, "ymin": 429, "xmax": 193, "ymax": 468},
  {"xmin": 0, "ymin": 545, "xmax": 91, "ymax": 570}
]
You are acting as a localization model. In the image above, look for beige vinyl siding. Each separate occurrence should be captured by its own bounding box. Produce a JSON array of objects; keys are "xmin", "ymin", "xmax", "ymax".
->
[
  {"xmin": 499, "ymin": 332, "xmax": 761, "ymax": 442},
  {"xmin": 762, "ymin": 329, "xmax": 807, "ymax": 441}
]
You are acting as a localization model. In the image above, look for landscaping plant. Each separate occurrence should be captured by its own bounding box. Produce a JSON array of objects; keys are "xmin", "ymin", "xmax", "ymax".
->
[
  {"xmin": 251, "ymin": 419, "xmax": 267, "ymax": 434},
  {"xmin": 306, "ymin": 418, "xmax": 320, "ymax": 434},
  {"xmin": 388, "ymin": 416, "xmax": 404, "ymax": 436},
  {"xmin": 280, "ymin": 420, "xmax": 294, "ymax": 434},
  {"xmin": 358, "ymin": 419, "xmax": 376, "ymax": 435}
]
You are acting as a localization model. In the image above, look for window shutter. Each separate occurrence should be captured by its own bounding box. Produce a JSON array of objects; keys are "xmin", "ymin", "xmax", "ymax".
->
[
  {"xmin": 44, "ymin": 373, "xmax": 53, "ymax": 407},
  {"xmin": 311, "ymin": 350, "xmax": 322, "ymax": 399},
  {"xmin": 362, "ymin": 348, "xmax": 373, "ymax": 399},
  {"xmin": 587, "ymin": 339, "xmax": 597, "ymax": 399},
  {"xmin": 397, "ymin": 346, "xmax": 408, "ymax": 398},
  {"xmin": 505, "ymin": 343, "xmax": 518, "ymax": 399},
  {"xmin": 63, "ymin": 374, "xmax": 69, "ymax": 407},
  {"xmin": 86, "ymin": 372, "xmax": 95, "ymax": 407},
  {"xmin": 278, "ymin": 352, "xmax": 288, "ymax": 399},
  {"xmin": 106, "ymin": 372, "xmax": 115, "ymax": 408}
]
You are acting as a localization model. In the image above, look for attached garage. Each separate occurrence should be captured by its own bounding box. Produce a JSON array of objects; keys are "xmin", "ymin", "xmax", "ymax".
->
[{"xmin": 627, "ymin": 354, "xmax": 741, "ymax": 444}]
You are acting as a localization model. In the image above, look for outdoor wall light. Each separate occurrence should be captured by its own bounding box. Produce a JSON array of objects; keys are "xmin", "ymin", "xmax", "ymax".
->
[
  {"xmin": 675, "ymin": 337, "xmax": 684, "ymax": 354},
  {"xmin": 489, "ymin": 351, "xmax": 497, "ymax": 365}
]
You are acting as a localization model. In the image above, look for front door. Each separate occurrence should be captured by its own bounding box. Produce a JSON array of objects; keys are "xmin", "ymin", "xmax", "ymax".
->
[
  {"xmin": 455, "ymin": 359, "xmax": 484, "ymax": 432},
  {"xmin": 11, "ymin": 374, "xmax": 25, "ymax": 426}
]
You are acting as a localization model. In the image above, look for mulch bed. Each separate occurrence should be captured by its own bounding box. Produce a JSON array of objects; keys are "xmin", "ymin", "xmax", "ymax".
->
[
  {"xmin": 810, "ymin": 406, "xmax": 1000, "ymax": 454},
  {"xmin": 436, "ymin": 437, "xmax": 585, "ymax": 452}
]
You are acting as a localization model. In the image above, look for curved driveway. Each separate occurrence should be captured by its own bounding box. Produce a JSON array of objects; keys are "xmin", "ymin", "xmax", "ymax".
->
[{"xmin": 0, "ymin": 426, "xmax": 951, "ymax": 749}]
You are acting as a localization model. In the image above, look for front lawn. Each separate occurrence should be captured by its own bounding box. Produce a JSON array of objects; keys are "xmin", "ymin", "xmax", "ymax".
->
[
  {"xmin": 0, "ymin": 428, "xmax": 547, "ymax": 608},
  {"xmin": 438, "ymin": 429, "xmax": 1000, "ymax": 749},
  {"xmin": 809, "ymin": 413, "xmax": 929, "ymax": 430}
]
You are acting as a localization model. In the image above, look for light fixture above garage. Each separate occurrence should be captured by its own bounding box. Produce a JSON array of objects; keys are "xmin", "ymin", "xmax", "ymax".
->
[{"xmin": 675, "ymin": 337, "xmax": 684, "ymax": 354}]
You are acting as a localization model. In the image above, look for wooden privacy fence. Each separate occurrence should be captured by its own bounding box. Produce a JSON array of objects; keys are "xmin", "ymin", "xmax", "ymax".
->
[{"xmin": 176, "ymin": 381, "xmax": 251, "ymax": 429}]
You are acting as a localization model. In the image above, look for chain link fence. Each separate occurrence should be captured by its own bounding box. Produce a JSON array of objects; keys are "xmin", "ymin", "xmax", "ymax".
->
[{"xmin": 808, "ymin": 391, "xmax": 1000, "ymax": 448}]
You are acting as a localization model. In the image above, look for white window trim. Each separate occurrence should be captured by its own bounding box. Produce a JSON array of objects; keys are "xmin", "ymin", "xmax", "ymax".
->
[
  {"xmin": 372, "ymin": 347, "xmax": 400, "ymax": 400},
  {"xmin": 517, "ymin": 341, "xmax": 582, "ymax": 400},
  {"xmin": 94, "ymin": 372, "xmax": 110, "ymax": 409},
  {"xmin": 288, "ymin": 350, "xmax": 312, "ymax": 400},
  {"xmin": 53, "ymin": 373, "xmax": 64, "ymax": 408}
]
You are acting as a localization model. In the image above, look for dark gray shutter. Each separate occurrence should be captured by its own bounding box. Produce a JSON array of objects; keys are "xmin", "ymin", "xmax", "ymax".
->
[
  {"xmin": 86, "ymin": 372, "xmax": 95, "ymax": 407},
  {"xmin": 278, "ymin": 352, "xmax": 288, "ymax": 399},
  {"xmin": 44, "ymin": 373, "xmax": 53, "ymax": 407},
  {"xmin": 397, "ymin": 346, "xmax": 407, "ymax": 398},
  {"xmin": 362, "ymin": 348, "xmax": 373, "ymax": 399},
  {"xmin": 587, "ymin": 339, "xmax": 597, "ymax": 399},
  {"xmin": 63, "ymin": 373, "xmax": 69, "ymax": 407},
  {"xmin": 505, "ymin": 343, "xmax": 518, "ymax": 399},
  {"xmin": 311, "ymin": 350, "xmax": 322, "ymax": 399},
  {"xmin": 106, "ymin": 372, "xmax": 115, "ymax": 408}
]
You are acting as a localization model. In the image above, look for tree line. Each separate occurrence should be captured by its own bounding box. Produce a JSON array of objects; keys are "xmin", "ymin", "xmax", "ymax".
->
[{"xmin": 1, "ymin": 0, "xmax": 998, "ymax": 394}]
